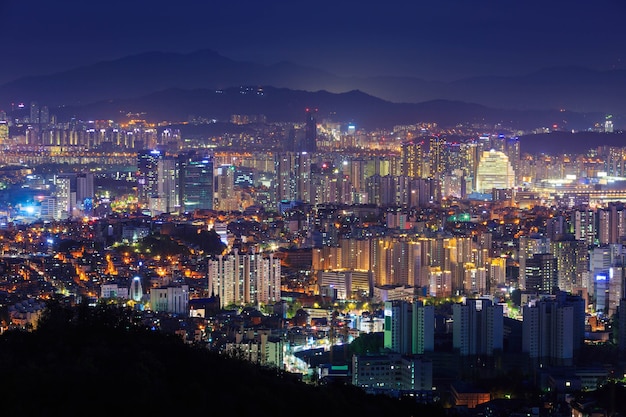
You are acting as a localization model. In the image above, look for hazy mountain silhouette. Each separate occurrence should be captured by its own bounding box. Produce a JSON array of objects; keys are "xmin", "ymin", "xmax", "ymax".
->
[
  {"xmin": 0, "ymin": 49, "xmax": 624, "ymax": 123},
  {"xmin": 49, "ymin": 86, "xmax": 608, "ymax": 133}
]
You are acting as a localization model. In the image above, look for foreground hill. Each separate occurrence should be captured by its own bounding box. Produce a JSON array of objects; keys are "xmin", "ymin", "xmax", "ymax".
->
[{"xmin": 0, "ymin": 301, "xmax": 445, "ymax": 417}]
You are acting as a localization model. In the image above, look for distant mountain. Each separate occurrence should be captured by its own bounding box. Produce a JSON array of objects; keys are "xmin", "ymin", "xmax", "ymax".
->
[
  {"xmin": 49, "ymin": 86, "xmax": 608, "ymax": 132},
  {"xmin": 0, "ymin": 49, "xmax": 624, "ymax": 126}
]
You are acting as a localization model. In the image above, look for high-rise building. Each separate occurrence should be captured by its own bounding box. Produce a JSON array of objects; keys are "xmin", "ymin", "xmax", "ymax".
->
[
  {"xmin": 550, "ymin": 239, "xmax": 588, "ymax": 294},
  {"xmin": 302, "ymin": 108, "xmax": 318, "ymax": 153},
  {"xmin": 180, "ymin": 155, "xmax": 214, "ymax": 211},
  {"xmin": 208, "ymin": 248, "xmax": 281, "ymax": 308},
  {"xmin": 54, "ymin": 175, "xmax": 75, "ymax": 220},
  {"xmin": 518, "ymin": 236, "xmax": 551, "ymax": 290},
  {"xmin": 401, "ymin": 140, "xmax": 424, "ymax": 178},
  {"xmin": 216, "ymin": 164, "xmax": 237, "ymax": 211},
  {"xmin": 137, "ymin": 149, "xmax": 163, "ymax": 208},
  {"xmin": 598, "ymin": 203, "xmax": 626, "ymax": 245},
  {"xmin": 383, "ymin": 300, "xmax": 434, "ymax": 355},
  {"xmin": 452, "ymin": 297, "xmax": 503, "ymax": 356},
  {"xmin": 524, "ymin": 253, "xmax": 559, "ymax": 294},
  {"xmin": 574, "ymin": 209, "xmax": 596, "ymax": 246},
  {"xmin": 428, "ymin": 136, "xmax": 446, "ymax": 179},
  {"xmin": 295, "ymin": 152, "xmax": 312, "ymax": 203},
  {"xmin": 522, "ymin": 293, "xmax": 584, "ymax": 366},
  {"xmin": 475, "ymin": 149, "xmax": 515, "ymax": 193},
  {"xmin": 153, "ymin": 156, "xmax": 180, "ymax": 214}
]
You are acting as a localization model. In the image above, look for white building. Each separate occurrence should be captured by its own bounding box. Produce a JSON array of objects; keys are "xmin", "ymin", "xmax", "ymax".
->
[{"xmin": 149, "ymin": 285, "xmax": 189, "ymax": 315}]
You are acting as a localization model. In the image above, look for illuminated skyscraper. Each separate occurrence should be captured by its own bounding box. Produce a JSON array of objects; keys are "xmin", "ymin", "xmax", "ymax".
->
[
  {"xmin": 208, "ymin": 248, "xmax": 281, "ymax": 308},
  {"xmin": 180, "ymin": 155, "xmax": 214, "ymax": 211},
  {"xmin": 574, "ymin": 208, "xmax": 596, "ymax": 246},
  {"xmin": 475, "ymin": 149, "xmax": 515, "ymax": 193},
  {"xmin": 525, "ymin": 253, "xmax": 558, "ymax": 293},
  {"xmin": 401, "ymin": 140, "xmax": 424, "ymax": 178},
  {"xmin": 137, "ymin": 149, "xmax": 163, "ymax": 208},
  {"xmin": 428, "ymin": 136, "xmax": 445, "ymax": 178},
  {"xmin": 216, "ymin": 164, "xmax": 237, "ymax": 211},
  {"xmin": 153, "ymin": 156, "xmax": 180, "ymax": 214}
]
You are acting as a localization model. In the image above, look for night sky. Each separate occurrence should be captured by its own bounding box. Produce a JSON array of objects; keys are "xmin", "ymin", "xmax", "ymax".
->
[{"xmin": 1, "ymin": 0, "xmax": 625, "ymax": 85}]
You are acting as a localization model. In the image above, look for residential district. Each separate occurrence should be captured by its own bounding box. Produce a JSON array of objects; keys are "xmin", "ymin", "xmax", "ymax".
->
[{"xmin": 0, "ymin": 103, "xmax": 625, "ymax": 416}]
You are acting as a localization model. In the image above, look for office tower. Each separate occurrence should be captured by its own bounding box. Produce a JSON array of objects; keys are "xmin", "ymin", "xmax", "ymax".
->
[
  {"xmin": 383, "ymin": 300, "xmax": 434, "ymax": 355},
  {"xmin": 153, "ymin": 156, "xmax": 180, "ymax": 214},
  {"xmin": 475, "ymin": 149, "xmax": 515, "ymax": 193},
  {"xmin": 518, "ymin": 236, "xmax": 551, "ymax": 290},
  {"xmin": 574, "ymin": 209, "xmax": 597, "ymax": 246},
  {"xmin": 589, "ymin": 244, "xmax": 624, "ymax": 314},
  {"xmin": 452, "ymin": 298, "xmax": 503, "ymax": 356},
  {"xmin": 598, "ymin": 202, "xmax": 626, "ymax": 245},
  {"xmin": 550, "ymin": 239, "xmax": 588, "ymax": 294},
  {"xmin": 401, "ymin": 140, "xmax": 424, "ymax": 178},
  {"xmin": 181, "ymin": 156, "xmax": 214, "ymax": 211},
  {"xmin": 301, "ymin": 108, "xmax": 317, "ymax": 153},
  {"xmin": 216, "ymin": 164, "xmax": 237, "ymax": 211},
  {"xmin": 522, "ymin": 295, "xmax": 578, "ymax": 366},
  {"xmin": 137, "ymin": 149, "xmax": 163, "ymax": 208},
  {"xmin": 208, "ymin": 248, "xmax": 281, "ymax": 308}
]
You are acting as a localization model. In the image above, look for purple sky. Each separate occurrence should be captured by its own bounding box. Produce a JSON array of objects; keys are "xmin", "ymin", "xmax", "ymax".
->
[{"xmin": 1, "ymin": 0, "xmax": 625, "ymax": 84}]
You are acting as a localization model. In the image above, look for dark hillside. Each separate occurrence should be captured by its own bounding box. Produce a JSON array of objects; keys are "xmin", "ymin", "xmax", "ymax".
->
[{"xmin": 0, "ymin": 300, "xmax": 445, "ymax": 417}]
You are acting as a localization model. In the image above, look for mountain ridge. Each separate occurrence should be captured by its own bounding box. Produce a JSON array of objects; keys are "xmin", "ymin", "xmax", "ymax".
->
[{"xmin": 1, "ymin": 49, "xmax": 623, "ymax": 130}]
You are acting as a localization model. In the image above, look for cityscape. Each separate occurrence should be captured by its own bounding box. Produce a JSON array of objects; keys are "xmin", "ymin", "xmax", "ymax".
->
[
  {"xmin": 3, "ymin": 1, "xmax": 626, "ymax": 415},
  {"xmin": 0, "ymin": 93, "xmax": 625, "ymax": 415}
]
